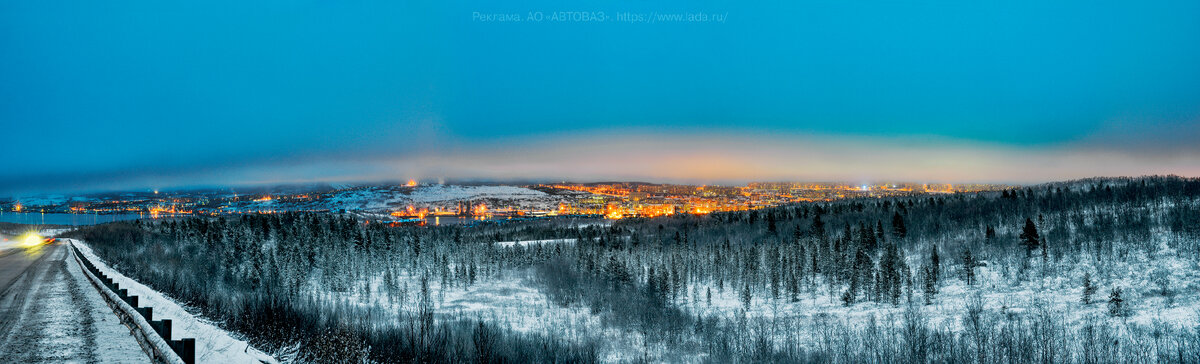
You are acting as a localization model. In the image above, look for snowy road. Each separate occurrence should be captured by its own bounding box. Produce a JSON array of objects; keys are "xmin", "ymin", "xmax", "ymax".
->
[{"xmin": 0, "ymin": 242, "xmax": 149, "ymax": 363}]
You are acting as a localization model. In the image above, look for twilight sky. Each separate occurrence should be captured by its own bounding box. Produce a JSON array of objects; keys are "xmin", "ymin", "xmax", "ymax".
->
[{"xmin": 2, "ymin": 0, "xmax": 1199, "ymax": 194}]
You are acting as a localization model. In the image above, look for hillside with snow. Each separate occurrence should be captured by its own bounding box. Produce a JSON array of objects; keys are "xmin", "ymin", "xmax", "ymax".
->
[
  {"xmin": 64, "ymin": 176, "xmax": 1200, "ymax": 363},
  {"xmin": 316, "ymin": 185, "xmax": 558, "ymax": 212}
]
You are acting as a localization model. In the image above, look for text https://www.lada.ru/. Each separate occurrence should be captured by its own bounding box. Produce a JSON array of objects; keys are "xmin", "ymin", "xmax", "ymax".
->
[{"xmin": 471, "ymin": 11, "xmax": 728, "ymax": 24}]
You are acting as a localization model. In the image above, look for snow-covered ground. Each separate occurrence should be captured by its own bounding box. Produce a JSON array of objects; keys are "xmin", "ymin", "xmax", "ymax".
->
[
  {"xmin": 686, "ymin": 240, "xmax": 1200, "ymax": 351},
  {"xmin": 429, "ymin": 271, "xmax": 644, "ymax": 362},
  {"xmin": 404, "ymin": 185, "xmax": 548, "ymax": 203},
  {"xmin": 493, "ymin": 238, "xmax": 578, "ymax": 247},
  {"xmin": 0, "ymin": 235, "xmax": 22, "ymax": 254},
  {"xmin": 309, "ymin": 233, "xmax": 1197, "ymax": 361},
  {"xmin": 305, "ymin": 265, "xmax": 650, "ymax": 363},
  {"xmin": 68, "ymin": 239, "xmax": 278, "ymax": 364},
  {"xmin": 0, "ymin": 243, "xmax": 148, "ymax": 363}
]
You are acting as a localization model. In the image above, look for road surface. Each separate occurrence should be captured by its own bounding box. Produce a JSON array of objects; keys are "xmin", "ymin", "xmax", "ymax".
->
[{"xmin": 0, "ymin": 242, "xmax": 149, "ymax": 363}]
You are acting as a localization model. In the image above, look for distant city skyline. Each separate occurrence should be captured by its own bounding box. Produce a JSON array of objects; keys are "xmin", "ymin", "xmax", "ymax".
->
[
  {"xmin": 3, "ymin": 1, "xmax": 1199, "ymax": 193},
  {"xmin": 0, "ymin": 180, "xmax": 1018, "ymax": 224}
]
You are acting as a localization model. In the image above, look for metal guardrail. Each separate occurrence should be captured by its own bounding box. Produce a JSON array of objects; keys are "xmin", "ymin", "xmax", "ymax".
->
[{"xmin": 69, "ymin": 243, "xmax": 196, "ymax": 364}]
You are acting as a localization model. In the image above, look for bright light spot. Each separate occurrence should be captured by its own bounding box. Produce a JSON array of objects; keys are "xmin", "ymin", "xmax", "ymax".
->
[{"xmin": 22, "ymin": 233, "xmax": 44, "ymax": 247}]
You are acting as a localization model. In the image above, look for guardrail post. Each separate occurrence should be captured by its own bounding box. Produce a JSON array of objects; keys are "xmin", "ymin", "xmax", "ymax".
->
[
  {"xmin": 161, "ymin": 319, "xmax": 172, "ymax": 341},
  {"xmin": 180, "ymin": 338, "xmax": 195, "ymax": 364},
  {"xmin": 137, "ymin": 306, "xmax": 152, "ymax": 321}
]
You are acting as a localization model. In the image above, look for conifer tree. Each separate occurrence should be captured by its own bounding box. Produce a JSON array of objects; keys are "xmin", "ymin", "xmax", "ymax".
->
[
  {"xmin": 961, "ymin": 248, "xmax": 977, "ymax": 286},
  {"xmin": 892, "ymin": 212, "xmax": 907, "ymax": 239},
  {"xmin": 922, "ymin": 265, "xmax": 937, "ymax": 304},
  {"xmin": 875, "ymin": 220, "xmax": 886, "ymax": 242},
  {"xmin": 810, "ymin": 214, "xmax": 825, "ymax": 238},
  {"xmin": 841, "ymin": 283, "xmax": 856, "ymax": 306},
  {"xmin": 860, "ymin": 222, "xmax": 878, "ymax": 252},
  {"xmin": 1020, "ymin": 218, "xmax": 1041, "ymax": 252},
  {"xmin": 1108, "ymin": 287, "xmax": 1124, "ymax": 317},
  {"xmin": 741, "ymin": 282, "xmax": 753, "ymax": 310},
  {"xmin": 930, "ymin": 245, "xmax": 940, "ymax": 285},
  {"xmin": 1081, "ymin": 272, "xmax": 1096, "ymax": 305},
  {"xmin": 767, "ymin": 212, "xmax": 777, "ymax": 234},
  {"xmin": 877, "ymin": 243, "xmax": 906, "ymax": 304}
]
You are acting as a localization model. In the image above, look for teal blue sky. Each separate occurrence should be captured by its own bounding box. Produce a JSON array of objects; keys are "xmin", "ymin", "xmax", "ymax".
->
[{"xmin": 2, "ymin": 1, "xmax": 1199, "ymax": 193}]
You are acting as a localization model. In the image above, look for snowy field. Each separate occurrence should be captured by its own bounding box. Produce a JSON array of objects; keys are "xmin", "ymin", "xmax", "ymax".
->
[
  {"xmin": 492, "ymin": 238, "xmax": 578, "ymax": 247},
  {"xmin": 299, "ymin": 227, "xmax": 1200, "ymax": 360},
  {"xmin": 305, "ymin": 263, "xmax": 650, "ymax": 362},
  {"xmin": 696, "ymin": 252, "xmax": 1200, "ymax": 343}
]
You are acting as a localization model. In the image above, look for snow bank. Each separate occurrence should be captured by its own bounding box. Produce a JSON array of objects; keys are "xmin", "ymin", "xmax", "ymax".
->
[
  {"xmin": 67, "ymin": 239, "xmax": 278, "ymax": 364},
  {"xmin": 0, "ymin": 238, "xmax": 20, "ymax": 254}
]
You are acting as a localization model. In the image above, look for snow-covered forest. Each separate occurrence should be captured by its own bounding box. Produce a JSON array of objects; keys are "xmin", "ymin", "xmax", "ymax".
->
[{"xmin": 66, "ymin": 176, "xmax": 1200, "ymax": 363}]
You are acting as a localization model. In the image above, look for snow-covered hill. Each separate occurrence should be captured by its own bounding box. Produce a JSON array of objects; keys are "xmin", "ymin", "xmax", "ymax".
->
[{"xmin": 232, "ymin": 184, "xmax": 561, "ymax": 213}]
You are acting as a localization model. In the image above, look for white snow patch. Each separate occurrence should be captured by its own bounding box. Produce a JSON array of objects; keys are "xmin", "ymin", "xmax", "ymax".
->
[
  {"xmin": 405, "ymin": 185, "xmax": 547, "ymax": 203},
  {"xmin": 67, "ymin": 239, "xmax": 278, "ymax": 364},
  {"xmin": 492, "ymin": 238, "xmax": 577, "ymax": 248}
]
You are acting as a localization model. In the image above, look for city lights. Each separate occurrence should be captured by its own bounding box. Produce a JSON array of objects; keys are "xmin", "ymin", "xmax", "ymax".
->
[{"xmin": 2, "ymin": 181, "xmax": 1016, "ymax": 222}]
